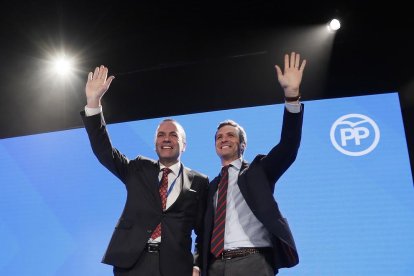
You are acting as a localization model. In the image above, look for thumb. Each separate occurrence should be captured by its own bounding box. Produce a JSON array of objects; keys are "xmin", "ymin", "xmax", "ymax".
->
[
  {"xmin": 274, "ymin": 65, "xmax": 283, "ymax": 81},
  {"xmin": 105, "ymin": 76, "xmax": 115, "ymax": 87}
]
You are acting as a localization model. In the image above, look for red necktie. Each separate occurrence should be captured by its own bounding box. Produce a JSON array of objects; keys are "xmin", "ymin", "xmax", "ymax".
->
[
  {"xmin": 210, "ymin": 165, "xmax": 230, "ymax": 257},
  {"xmin": 151, "ymin": 167, "xmax": 171, "ymax": 240}
]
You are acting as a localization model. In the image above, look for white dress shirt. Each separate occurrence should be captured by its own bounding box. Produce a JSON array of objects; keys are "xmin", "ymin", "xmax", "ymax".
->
[
  {"xmin": 215, "ymin": 103, "xmax": 300, "ymax": 249},
  {"xmin": 216, "ymin": 158, "xmax": 272, "ymax": 250}
]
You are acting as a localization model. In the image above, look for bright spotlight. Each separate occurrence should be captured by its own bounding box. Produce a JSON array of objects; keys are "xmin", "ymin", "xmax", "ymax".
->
[
  {"xmin": 52, "ymin": 55, "xmax": 74, "ymax": 76},
  {"xmin": 327, "ymin": 19, "xmax": 341, "ymax": 32}
]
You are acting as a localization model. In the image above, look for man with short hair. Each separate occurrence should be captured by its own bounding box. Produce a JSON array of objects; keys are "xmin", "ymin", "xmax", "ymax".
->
[
  {"xmin": 202, "ymin": 52, "xmax": 306, "ymax": 275},
  {"xmin": 81, "ymin": 65, "xmax": 208, "ymax": 276}
]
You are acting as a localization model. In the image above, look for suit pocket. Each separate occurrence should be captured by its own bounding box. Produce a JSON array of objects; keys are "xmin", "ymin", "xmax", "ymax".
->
[
  {"xmin": 188, "ymin": 188, "xmax": 200, "ymax": 200},
  {"xmin": 115, "ymin": 217, "xmax": 133, "ymax": 229}
]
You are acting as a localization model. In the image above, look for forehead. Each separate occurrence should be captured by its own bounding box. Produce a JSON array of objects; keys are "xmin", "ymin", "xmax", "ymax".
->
[
  {"xmin": 157, "ymin": 121, "xmax": 179, "ymax": 133},
  {"xmin": 216, "ymin": 125, "xmax": 238, "ymax": 136}
]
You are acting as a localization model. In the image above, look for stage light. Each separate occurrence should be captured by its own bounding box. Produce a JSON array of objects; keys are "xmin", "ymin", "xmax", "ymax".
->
[
  {"xmin": 327, "ymin": 19, "xmax": 341, "ymax": 32},
  {"xmin": 52, "ymin": 55, "xmax": 74, "ymax": 76}
]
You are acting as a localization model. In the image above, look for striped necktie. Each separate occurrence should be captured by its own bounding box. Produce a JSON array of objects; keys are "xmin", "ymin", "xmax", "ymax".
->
[
  {"xmin": 210, "ymin": 165, "xmax": 230, "ymax": 257},
  {"xmin": 151, "ymin": 167, "xmax": 171, "ymax": 240}
]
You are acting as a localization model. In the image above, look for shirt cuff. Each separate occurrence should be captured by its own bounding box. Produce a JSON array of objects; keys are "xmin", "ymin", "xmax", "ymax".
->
[
  {"xmin": 285, "ymin": 102, "xmax": 301, "ymax": 113},
  {"xmin": 85, "ymin": 105, "xmax": 102, "ymax": 117}
]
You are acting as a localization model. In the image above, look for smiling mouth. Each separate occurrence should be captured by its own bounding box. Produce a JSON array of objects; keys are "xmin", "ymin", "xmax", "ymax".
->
[
  {"xmin": 161, "ymin": 146, "xmax": 173, "ymax": 149},
  {"xmin": 221, "ymin": 145, "xmax": 230, "ymax": 149}
]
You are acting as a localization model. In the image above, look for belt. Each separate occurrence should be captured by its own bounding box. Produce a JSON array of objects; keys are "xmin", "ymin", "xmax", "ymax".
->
[
  {"xmin": 214, "ymin": 247, "xmax": 271, "ymax": 260},
  {"xmin": 145, "ymin": 243, "xmax": 160, "ymax": 253}
]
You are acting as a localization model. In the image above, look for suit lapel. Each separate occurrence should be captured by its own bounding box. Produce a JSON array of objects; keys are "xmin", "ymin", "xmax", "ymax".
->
[
  {"xmin": 239, "ymin": 160, "xmax": 249, "ymax": 175},
  {"xmin": 237, "ymin": 160, "xmax": 249, "ymax": 186},
  {"xmin": 140, "ymin": 162, "xmax": 162, "ymax": 206},
  {"xmin": 237, "ymin": 160, "xmax": 250, "ymax": 204},
  {"xmin": 182, "ymin": 166, "xmax": 193, "ymax": 192}
]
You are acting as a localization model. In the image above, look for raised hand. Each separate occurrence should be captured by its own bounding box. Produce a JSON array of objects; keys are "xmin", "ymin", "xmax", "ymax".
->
[
  {"xmin": 85, "ymin": 65, "xmax": 115, "ymax": 108},
  {"xmin": 275, "ymin": 52, "xmax": 306, "ymax": 99}
]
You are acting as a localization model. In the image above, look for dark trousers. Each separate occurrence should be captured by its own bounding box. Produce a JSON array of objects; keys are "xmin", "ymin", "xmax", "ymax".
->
[
  {"xmin": 113, "ymin": 251, "xmax": 161, "ymax": 276},
  {"xmin": 208, "ymin": 251, "xmax": 277, "ymax": 276}
]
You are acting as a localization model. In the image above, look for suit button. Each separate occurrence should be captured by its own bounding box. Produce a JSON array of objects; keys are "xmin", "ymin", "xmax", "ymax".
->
[{"xmin": 147, "ymin": 229, "xmax": 152, "ymax": 233}]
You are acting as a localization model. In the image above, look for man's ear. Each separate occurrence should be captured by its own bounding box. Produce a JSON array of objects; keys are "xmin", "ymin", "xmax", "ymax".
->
[{"xmin": 240, "ymin": 143, "xmax": 246, "ymax": 153}]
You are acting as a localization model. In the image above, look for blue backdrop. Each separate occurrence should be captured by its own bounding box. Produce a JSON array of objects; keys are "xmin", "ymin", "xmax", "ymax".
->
[{"xmin": 1, "ymin": 92, "xmax": 413, "ymax": 275}]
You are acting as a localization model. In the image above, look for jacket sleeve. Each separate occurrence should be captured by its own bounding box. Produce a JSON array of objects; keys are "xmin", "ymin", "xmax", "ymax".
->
[
  {"xmin": 80, "ymin": 111, "xmax": 131, "ymax": 183},
  {"xmin": 260, "ymin": 104, "xmax": 304, "ymax": 185}
]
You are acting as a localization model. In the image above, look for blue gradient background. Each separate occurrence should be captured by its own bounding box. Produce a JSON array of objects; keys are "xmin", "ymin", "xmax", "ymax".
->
[{"xmin": 1, "ymin": 92, "xmax": 413, "ymax": 275}]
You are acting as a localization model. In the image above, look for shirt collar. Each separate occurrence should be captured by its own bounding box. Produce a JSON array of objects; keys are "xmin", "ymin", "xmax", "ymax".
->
[
  {"xmin": 227, "ymin": 158, "xmax": 242, "ymax": 171},
  {"xmin": 159, "ymin": 161, "xmax": 181, "ymax": 176}
]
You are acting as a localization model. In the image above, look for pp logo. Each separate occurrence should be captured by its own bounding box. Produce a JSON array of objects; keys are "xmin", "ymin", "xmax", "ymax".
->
[{"xmin": 330, "ymin": 114, "xmax": 380, "ymax": 156}]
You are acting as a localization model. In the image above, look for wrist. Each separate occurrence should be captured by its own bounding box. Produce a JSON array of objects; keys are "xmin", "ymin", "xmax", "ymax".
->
[
  {"xmin": 86, "ymin": 98, "xmax": 101, "ymax": 108},
  {"xmin": 284, "ymin": 93, "xmax": 301, "ymax": 102}
]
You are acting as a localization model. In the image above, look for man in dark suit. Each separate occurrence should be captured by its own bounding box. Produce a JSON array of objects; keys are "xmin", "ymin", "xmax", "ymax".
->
[
  {"xmin": 202, "ymin": 52, "xmax": 306, "ymax": 276},
  {"xmin": 81, "ymin": 65, "xmax": 209, "ymax": 276}
]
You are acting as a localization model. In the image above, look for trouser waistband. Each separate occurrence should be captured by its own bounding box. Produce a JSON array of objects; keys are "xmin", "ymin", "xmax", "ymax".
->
[{"xmin": 145, "ymin": 243, "xmax": 160, "ymax": 253}]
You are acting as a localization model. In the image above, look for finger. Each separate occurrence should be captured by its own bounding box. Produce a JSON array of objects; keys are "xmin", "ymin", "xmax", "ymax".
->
[
  {"xmin": 92, "ymin": 66, "xmax": 100, "ymax": 80},
  {"xmin": 102, "ymin": 66, "xmax": 108, "ymax": 81},
  {"xmin": 299, "ymin": 59, "xmax": 307, "ymax": 72},
  {"xmin": 290, "ymin": 52, "xmax": 295, "ymax": 68},
  {"xmin": 97, "ymin": 65, "xmax": 106, "ymax": 79},
  {"xmin": 87, "ymin": 72, "xmax": 93, "ymax": 81},
  {"xmin": 295, "ymin": 53, "xmax": 300, "ymax": 68},
  {"xmin": 284, "ymin": 53, "xmax": 289, "ymax": 71}
]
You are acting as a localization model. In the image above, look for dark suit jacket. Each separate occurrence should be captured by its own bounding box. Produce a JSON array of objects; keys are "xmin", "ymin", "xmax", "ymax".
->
[
  {"xmin": 202, "ymin": 106, "xmax": 304, "ymax": 275},
  {"xmin": 81, "ymin": 112, "xmax": 209, "ymax": 276}
]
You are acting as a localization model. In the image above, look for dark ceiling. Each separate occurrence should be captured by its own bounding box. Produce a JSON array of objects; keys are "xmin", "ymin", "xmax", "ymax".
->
[{"xmin": 1, "ymin": 0, "xmax": 413, "ymax": 172}]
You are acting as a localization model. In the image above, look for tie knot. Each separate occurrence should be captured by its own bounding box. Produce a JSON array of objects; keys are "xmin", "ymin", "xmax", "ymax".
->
[
  {"xmin": 221, "ymin": 165, "xmax": 230, "ymax": 175},
  {"xmin": 162, "ymin": 168, "xmax": 172, "ymax": 175}
]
